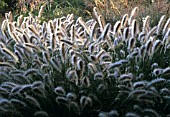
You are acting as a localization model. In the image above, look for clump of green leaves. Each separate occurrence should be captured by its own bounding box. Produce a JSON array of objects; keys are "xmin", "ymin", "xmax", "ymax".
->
[{"xmin": 0, "ymin": 0, "xmax": 7, "ymax": 9}]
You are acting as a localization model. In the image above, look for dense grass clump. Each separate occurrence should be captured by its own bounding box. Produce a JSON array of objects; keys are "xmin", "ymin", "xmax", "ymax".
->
[{"xmin": 0, "ymin": 4, "xmax": 170, "ymax": 117}]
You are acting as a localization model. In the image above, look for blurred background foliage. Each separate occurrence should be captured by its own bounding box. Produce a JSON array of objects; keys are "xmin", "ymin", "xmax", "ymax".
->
[
  {"xmin": 0, "ymin": 0, "xmax": 7, "ymax": 9},
  {"xmin": 0, "ymin": 0, "xmax": 170, "ymax": 26}
]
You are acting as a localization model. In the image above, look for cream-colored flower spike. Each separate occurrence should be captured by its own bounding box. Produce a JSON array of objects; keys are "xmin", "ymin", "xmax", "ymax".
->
[
  {"xmin": 2, "ymin": 47, "xmax": 19, "ymax": 63},
  {"xmin": 17, "ymin": 15, "xmax": 24, "ymax": 27},
  {"xmin": 145, "ymin": 26, "xmax": 157, "ymax": 40},
  {"xmin": 156, "ymin": 15, "xmax": 166, "ymax": 35},
  {"xmin": 1, "ymin": 20, "xmax": 7, "ymax": 31},
  {"xmin": 28, "ymin": 25, "xmax": 39, "ymax": 37},
  {"xmin": 0, "ymin": 61, "xmax": 16, "ymax": 69},
  {"xmin": 89, "ymin": 21, "xmax": 97, "ymax": 41},
  {"xmin": 99, "ymin": 23, "xmax": 111, "ymax": 41},
  {"xmin": 78, "ymin": 17, "xmax": 90, "ymax": 35},
  {"xmin": 128, "ymin": 7, "xmax": 138, "ymax": 26},
  {"xmin": 131, "ymin": 19, "xmax": 139, "ymax": 38},
  {"xmin": 162, "ymin": 18, "xmax": 170, "ymax": 35},
  {"xmin": 93, "ymin": 7, "xmax": 106, "ymax": 31},
  {"xmin": 5, "ymin": 12, "xmax": 13, "ymax": 22},
  {"xmin": 38, "ymin": 3, "xmax": 47, "ymax": 18},
  {"xmin": 142, "ymin": 16, "xmax": 151, "ymax": 33},
  {"xmin": 151, "ymin": 40, "xmax": 163, "ymax": 55},
  {"xmin": 121, "ymin": 14, "xmax": 129, "ymax": 28},
  {"xmin": 113, "ymin": 21, "xmax": 121, "ymax": 36}
]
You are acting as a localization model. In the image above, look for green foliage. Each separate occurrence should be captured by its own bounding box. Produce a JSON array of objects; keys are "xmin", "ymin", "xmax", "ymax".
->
[{"xmin": 0, "ymin": 0, "xmax": 7, "ymax": 9}]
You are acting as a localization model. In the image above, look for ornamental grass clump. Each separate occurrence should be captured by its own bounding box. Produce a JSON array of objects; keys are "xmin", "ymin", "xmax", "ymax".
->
[{"xmin": 0, "ymin": 4, "xmax": 170, "ymax": 117}]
